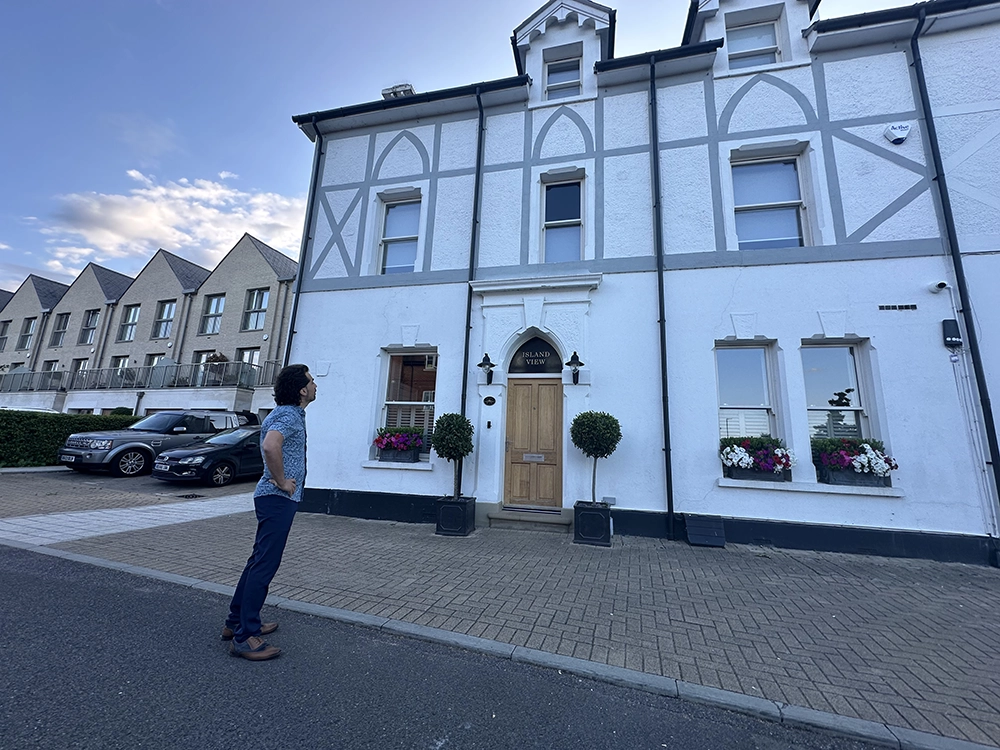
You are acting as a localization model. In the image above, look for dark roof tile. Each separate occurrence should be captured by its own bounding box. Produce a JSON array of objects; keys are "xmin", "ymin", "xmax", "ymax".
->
[
  {"xmin": 90, "ymin": 264, "xmax": 134, "ymax": 302},
  {"xmin": 29, "ymin": 275, "xmax": 70, "ymax": 311},
  {"xmin": 161, "ymin": 250, "xmax": 211, "ymax": 293},
  {"xmin": 245, "ymin": 234, "xmax": 298, "ymax": 281}
]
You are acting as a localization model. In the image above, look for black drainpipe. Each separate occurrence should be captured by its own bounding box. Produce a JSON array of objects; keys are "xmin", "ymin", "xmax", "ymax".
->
[
  {"xmin": 457, "ymin": 87, "xmax": 487, "ymax": 494},
  {"xmin": 648, "ymin": 57, "xmax": 676, "ymax": 540},
  {"xmin": 284, "ymin": 116, "xmax": 323, "ymax": 367},
  {"xmin": 911, "ymin": 12, "xmax": 1000, "ymax": 531}
]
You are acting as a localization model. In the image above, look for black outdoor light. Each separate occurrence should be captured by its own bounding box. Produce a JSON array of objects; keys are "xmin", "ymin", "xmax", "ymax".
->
[
  {"xmin": 565, "ymin": 351, "xmax": 584, "ymax": 384},
  {"xmin": 477, "ymin": 353, "xmax": 495, "ymax": 385}
]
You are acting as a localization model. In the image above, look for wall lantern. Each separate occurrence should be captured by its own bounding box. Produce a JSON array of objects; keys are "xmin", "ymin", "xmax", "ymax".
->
[
  {"xmin": 565, "ymin": 351, "xmax": 584, "ymax": 384},
  {"xmin": 477, "ymin": 353, "xmax": 495, "ymax": 385}
]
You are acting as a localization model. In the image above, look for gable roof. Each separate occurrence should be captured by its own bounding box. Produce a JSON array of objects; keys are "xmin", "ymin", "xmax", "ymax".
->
[
  {"xmin": 161, "ymin": 250, "xmax": 211, "ymax": 293},
  {"xmin": 0, "ymin": 289, "xmax": 12, "ymax": 312},
  {"xmin": 89, "ymin": 264, "xmax": 134, "ymax": 303},
  {"xmin": 244, "ymin": 234, "xmax": 298, "ymax": 281},
  {"xmin": 29, "ymin": 275, "xmax": 70, "ymax": 311}
]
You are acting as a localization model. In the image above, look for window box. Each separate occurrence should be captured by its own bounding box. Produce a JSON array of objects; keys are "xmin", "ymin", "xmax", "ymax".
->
[
  {"xmin": 720, "ymin": 436, "xmax": 795, "ymax": 480},
  {"xmin": 817, "ymin": 466, "xmax": 891, "ymax": 488},
  {"xmin": 377, "ymin": 448, "xmax": 420, "ymax": 463},
  {"xmin": 724, "ymin": 466, "xmax": 792, "ymax": 482}
]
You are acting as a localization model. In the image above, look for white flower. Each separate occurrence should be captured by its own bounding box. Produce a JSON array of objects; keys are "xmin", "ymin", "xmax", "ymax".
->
[
  {"xmin": 720, "ymin": 445, "xmax": 754, "ymax": 469},
  {"xmin": 773, "ymin": 448, "xmax": 796, "ymax": 472},
  {"xmin": 851, "ymin": 443, "xmax": 894, "ymax": 477}
]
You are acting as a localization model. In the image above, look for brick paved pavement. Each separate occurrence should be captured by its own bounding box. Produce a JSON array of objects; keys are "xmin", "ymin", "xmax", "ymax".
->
[{"xmin": 2, "ymin": 473, "xmax": 999, "ymax": 747}]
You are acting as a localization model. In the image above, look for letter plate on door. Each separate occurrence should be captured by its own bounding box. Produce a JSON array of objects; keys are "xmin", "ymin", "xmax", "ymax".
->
[{"xmin": 522, "ymin": 454, "xmax": 545, "ymax": 462}]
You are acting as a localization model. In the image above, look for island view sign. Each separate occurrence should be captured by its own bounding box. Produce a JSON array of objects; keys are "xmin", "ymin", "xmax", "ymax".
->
[{"xmin": 509, "ymin": 337, "xmax": 562, "ymax": 374}]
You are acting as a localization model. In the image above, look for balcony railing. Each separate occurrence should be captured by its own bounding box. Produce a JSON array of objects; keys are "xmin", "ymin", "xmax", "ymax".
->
[{"xmin": 0, "ymin": 360, "xmax": 281, "ymax": 393}]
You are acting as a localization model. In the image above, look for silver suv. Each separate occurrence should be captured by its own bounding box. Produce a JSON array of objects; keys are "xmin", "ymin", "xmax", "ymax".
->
[{"xmin": 58, "ymin": 410, "xmax": 254, "ymax": 477}]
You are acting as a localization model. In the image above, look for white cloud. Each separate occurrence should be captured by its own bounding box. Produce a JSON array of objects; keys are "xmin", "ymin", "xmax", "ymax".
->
[
  {"xmin": 219, "ymin": 171, "xmax": 239, "ymax": 180},
  {"xmin": 37, "ymin": 170, "xmax": 305, "ymax": 279},
  {"xmin": 0, "ymin": 242, "xmax": 10, "ymax": 250}
]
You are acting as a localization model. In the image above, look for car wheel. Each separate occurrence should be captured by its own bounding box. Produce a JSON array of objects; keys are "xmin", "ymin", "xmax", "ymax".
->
[
  {"xmin": 210, "ymin": 461, "xmax": 235, "ymax": 486},
  {"xmin": 112, "ymin": 450, "xmax": 150, "ymax": 477}
]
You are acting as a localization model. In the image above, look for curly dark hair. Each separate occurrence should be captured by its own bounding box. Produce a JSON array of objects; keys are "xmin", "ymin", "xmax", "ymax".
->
[{"xmin": 273, "ymin": 364, "xmax": 311, "ymax": 406}]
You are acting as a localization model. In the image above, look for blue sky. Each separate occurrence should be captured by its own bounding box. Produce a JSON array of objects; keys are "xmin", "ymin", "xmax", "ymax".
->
[{"xmin": 0, "ymin": 0, "xmax": 898, "ymax": 293}]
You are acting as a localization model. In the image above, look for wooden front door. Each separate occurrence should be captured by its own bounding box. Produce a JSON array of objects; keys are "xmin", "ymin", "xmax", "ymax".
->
[{"xmin": 504, "ymin": 378, "xmax": 562, "ymax": 508}]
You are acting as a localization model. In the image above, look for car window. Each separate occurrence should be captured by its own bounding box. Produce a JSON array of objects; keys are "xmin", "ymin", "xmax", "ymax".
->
[
  {"xmin": 208, "ymin": 414, "xmax": 232, "ymax": 430},
  {"xmin": 129, "ymin": 413, "xmax": 181, "ymax": 432},
  {"xmin": 205, "ymin": 428, "xmax": 259, "ymax": 446},
  {"xmin": 177, "ymin": 415, "xmax": 210, "ymax": 433}
]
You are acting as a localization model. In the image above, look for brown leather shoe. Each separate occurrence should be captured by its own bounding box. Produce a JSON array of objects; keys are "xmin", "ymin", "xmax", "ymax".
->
[
  {"xmin": 221, "ymin": 622, "xmax": 278, "ymax": 640},
  {"xmin": 229, "ymin": 635, "xmax": 281, "ymax": 661}
]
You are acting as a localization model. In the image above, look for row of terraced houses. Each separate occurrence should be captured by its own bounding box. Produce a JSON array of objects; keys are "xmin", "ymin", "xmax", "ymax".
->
[{"xmin": 0, "ymin": 234, "xmax": 297, "ymax": 419}]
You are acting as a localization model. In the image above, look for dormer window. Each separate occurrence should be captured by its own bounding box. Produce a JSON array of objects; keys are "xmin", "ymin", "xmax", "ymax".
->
[
  {"xmin": 728, "ymin": 22, "xmax": 779, "ymax": 69},
  {"xmin": 546, "ymin": 59, "xmax": 581, "ymax": 100}
]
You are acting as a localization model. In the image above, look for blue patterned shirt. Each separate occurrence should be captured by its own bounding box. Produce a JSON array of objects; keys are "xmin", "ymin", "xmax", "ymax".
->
[{"xmin": 255, "ymin": 405, "xmax": 307, "ymax": 503}]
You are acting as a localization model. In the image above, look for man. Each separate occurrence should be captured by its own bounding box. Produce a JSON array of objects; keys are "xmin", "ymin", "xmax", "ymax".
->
[{"xmin": 223, "ymin": 363, "xmax": 316, "ymax": 660}]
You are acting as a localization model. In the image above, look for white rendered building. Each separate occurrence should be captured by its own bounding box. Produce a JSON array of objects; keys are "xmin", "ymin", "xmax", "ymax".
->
[{"xmin": 288, "ymin": 0, "xmax": 1000, "ymax": 564}]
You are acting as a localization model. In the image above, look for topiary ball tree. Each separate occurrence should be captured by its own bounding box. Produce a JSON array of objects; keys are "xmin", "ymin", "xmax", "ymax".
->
[
  {"xmin": 431, "ymin": 413, "xmax": 475, "ymax": 500},
  {"xmin": 570, "ymin": 411, "xmax": 622, "ymax": 505}
]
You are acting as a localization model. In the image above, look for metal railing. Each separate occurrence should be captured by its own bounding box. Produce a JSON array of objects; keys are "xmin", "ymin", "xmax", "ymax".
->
[{"xmin": 0, "ymin": 360, "xmax": 281, "ymax": 393}]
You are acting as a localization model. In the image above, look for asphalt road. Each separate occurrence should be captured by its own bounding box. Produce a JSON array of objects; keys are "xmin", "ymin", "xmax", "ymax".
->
[{"xmin": 0, "ymin": 547, "xmax": 883, "ymax": 750}]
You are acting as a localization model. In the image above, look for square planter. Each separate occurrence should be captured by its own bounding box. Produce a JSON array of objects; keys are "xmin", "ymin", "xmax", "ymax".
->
[
  {"xmin": 436, "ymin": 496, "xmax": 476, "ymax": 536},
  {"xmin": 573, "ymin": 501, "xmax": 612, "ymax": 547},
  {"xmin": 817, "ymin": 466, "xmax": 891, "ymax": 487},
  {"xmin": 378, "ymin": 448, "xmax": 420, "ymax": 463},
  {"xmin": 724, "ymin": 466, "xmax": 792, "ymax": 482}
]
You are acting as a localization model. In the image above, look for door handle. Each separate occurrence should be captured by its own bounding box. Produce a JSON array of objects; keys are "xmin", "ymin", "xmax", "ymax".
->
[{"xmin": 505, "ymin": 440, "xmax": 511, "ymax": 453}]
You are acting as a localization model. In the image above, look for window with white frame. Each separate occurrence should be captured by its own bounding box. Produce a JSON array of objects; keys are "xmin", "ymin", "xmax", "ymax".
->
[
  {"xmin": 16, "ymin": 318, "xmax": 36, "ymax": 350},
  {"xmin": 236, "ymin": 347, "xmax": 261, "ymax": 366},
  {"xmin": 0, "ymin": 321, "xmax": 9, "ymax": 352},
  {"xmin": 727, "ymin": 22, "xmax": 779, "ymax": 69},
  {"xmin": 199, "ymin": 295, "xmax": 225, "ymax": 334},
  {"xmin": 78, "ymin": 309, "xmax": 100, "ymax": 345},
  {"xmin": 546, "ymin": 59, "xmax": 581, "ymax": 100},
  {"xmin": 381, "ymin": 353, "xmax": 437, "ymax": 453},
  {"xmin": 151, "ymin": 300, "xmax": 176, "ymax": 339},
  {"xmin": 242, "ymin": 288, "xmax": 269, "ymax": 331},
  {"xmin": 716, "ymin": 346, "xmax": 775, "ymax": 438},
  {"xmin": 111, "ymin": 355, "xmax": 129, "ymax": 370},
  {"xmin": 802, "ymin": 346, "xmax": 866, "ymax": 439},
  {"xmin": 117, "ymin": 305, "xmax": 140, "ymax": 342},
  {"xmin": 380, "ymin": 201, "xmax": 420, "ymax": 275},
  {"xmin": 732, "ymin": 160, "xmax": 803, "ymax": 250},
  {"xmin": 145, "ymin": 353, "xmax": 165, "ymax": 367},
  {"xmin": 41, "ymin": 360, "xmax": 58, "ymax": 372},
  {"xmin": 544, "ymin": 182, "xmax": 582, "ymax": 263},
  {"xmin": 49, "ymin": 313, "xmax": 71, "ymax": 347}
]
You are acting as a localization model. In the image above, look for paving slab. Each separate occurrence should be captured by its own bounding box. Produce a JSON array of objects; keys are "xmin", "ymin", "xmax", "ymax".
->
[{"xmin": 1, "ymin": 475, "xmax": 999, "ymax": 749}]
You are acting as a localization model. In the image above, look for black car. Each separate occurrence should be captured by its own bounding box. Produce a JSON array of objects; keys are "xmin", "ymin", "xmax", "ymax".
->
[{"xmin": 151, "ymin": 426, "xmax": 263, "ymax": 486}]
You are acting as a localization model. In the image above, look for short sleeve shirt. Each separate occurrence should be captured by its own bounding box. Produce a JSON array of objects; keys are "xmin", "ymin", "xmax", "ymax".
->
[{"xmin": 255, "ymin": 405, "xmax": 307, "ymax": 503}]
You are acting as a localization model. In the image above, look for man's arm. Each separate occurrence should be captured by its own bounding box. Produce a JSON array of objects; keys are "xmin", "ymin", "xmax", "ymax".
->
[{"xmin": 262, "ymin": 429, "xmax": 296, "ymax": 495}]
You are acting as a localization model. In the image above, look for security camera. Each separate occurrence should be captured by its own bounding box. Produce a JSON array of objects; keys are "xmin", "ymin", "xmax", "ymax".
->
[{"xmin": 929, "ymin": 281, "xmax": 948, "ymax": 293}]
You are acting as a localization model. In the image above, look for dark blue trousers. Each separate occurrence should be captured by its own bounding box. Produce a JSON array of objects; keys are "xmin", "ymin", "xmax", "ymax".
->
[{"xmin": 226, "ymin": 493, "xmax": 297, "ymax": 643}]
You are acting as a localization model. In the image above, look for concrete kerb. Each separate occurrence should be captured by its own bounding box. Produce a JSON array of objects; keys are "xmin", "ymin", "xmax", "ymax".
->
[
  {"xmin": 0, "ymin": 466, "xmax": 72, "ymax": 474},
  {"xmin": 3, "ymin": 538, "xmax": 998, "ymax": 750}
]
